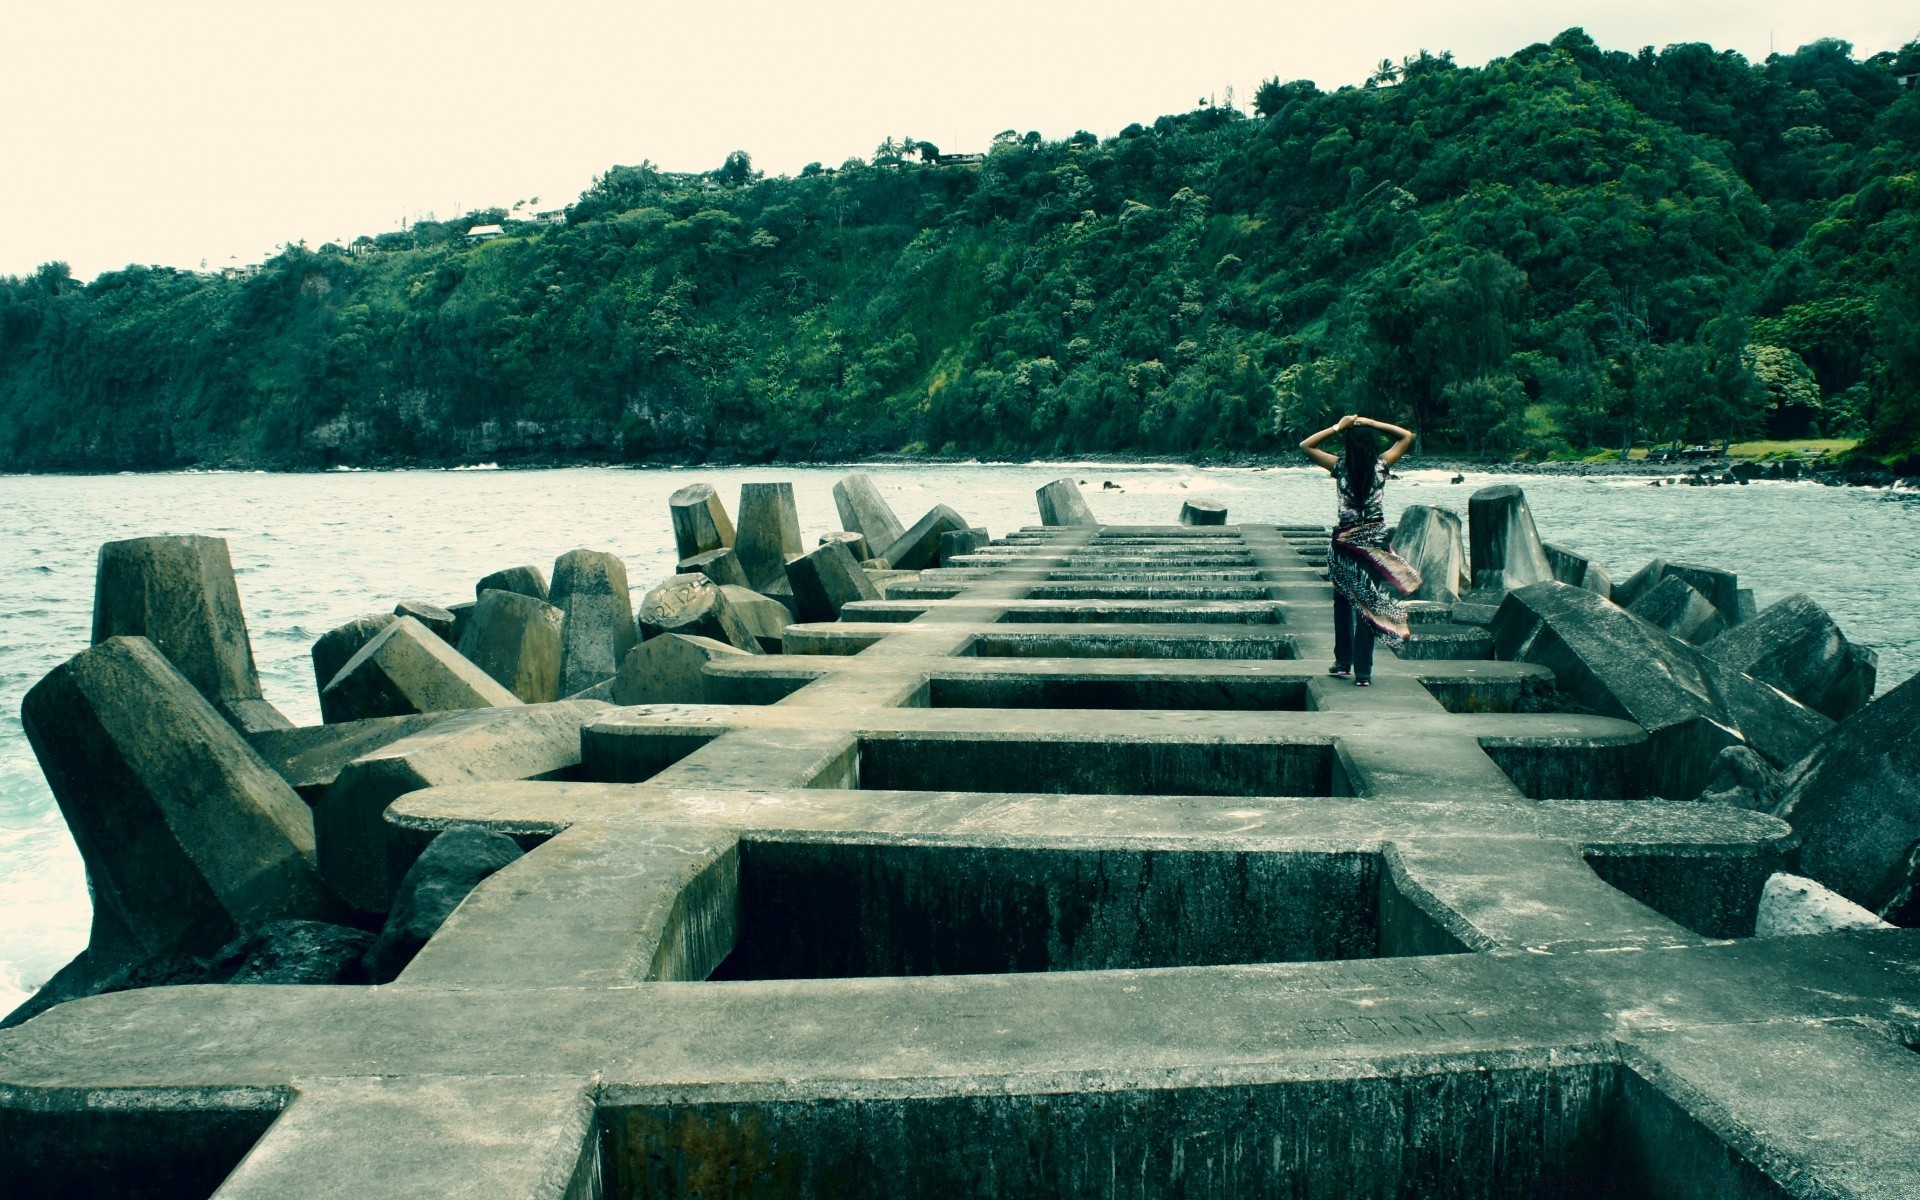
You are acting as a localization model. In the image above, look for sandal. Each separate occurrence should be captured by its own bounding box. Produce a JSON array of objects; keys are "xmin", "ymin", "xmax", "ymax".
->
[
  {"xmin": 1354, "ymin": 677, "xmax": 1372, "ymax": 687},
  {"xmin": 1329, "ymin": 663, "xmax": 1351, "ymax": 677}
]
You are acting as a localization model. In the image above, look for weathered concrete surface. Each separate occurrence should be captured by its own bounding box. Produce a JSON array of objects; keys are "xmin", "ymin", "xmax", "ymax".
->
[
  {"xmin": 938, "ymin": 528, "xmax": 988, "ymax": 563},
  {"xmin": 310, "ymin": 612, "xmax": 394, "ymax": 697},
  {"xmin": 784, "ymin": 539, "xmax": 880, "ymax": 621},
  {"xmin": 391, "ymin": 599, "xmax": 456, "ymax": 643},
  {"xmin": 1178, "ymin": 496, "xmax": 1228, "ymax": 525},
  {"xmin": 1627, "ymin": 574, "xmax": 1727, "ymax": 644},
  {"xmin": 456, "ymin": 589, "xmax": 564, "ymax": 703},
  {"xmin": 18, "ymin": 637, "xmax": 342, "ymax": 980},
  {"xmin": 668, "ymin": 481, "xmax": 735, "ymax": 561},
  {"xmin": 1393, "ymin": 505, "xmax": 1469, "ymax": 604},
  {"xmin": 637, "ymin": 573, "xmax": 764, "ymax": 654},
  {"xmin": 832, "ymin": 472, "xmax": 906, "ymax": 551},
  {"xmin": 1613, "ymin": 557, "xmax": 1668, "ymax": 608},
  {"xmin": 315, "ymin": 700, "xmax": 607, "ymax": 913},
  {"xmin": 676, "ymin": 546, "xmax": 750, "ymax": 588},
  {"xmin": 474, "ymin": 564, "xmax": 549, "ymax": 603},
  {"xmin": 1035, "ymin": 477, "xmax": 1097, "ymax": 526},
  {"xmin": 548, "ymin": 548, "xmax": 636, "ymax": 696},
  {"xmin": 1544, "ymin": 542, "xmax": 1613, "ymax": 597},
  {"xmin": 1703, "ymin": 593, "xmax": 1878, "ymax": 720},
  {"xmin": 614, "ymin": 633, "xmax": 754, "ymax": 706},
  {"xmin": 248, "ymin": 712, "xmax": 468, "ymax": 804},
  {"xmin": 92, "ymin": 534, "xmax": 290, "ymax": 733},
  {"xmin": 821, "ymin": 530, "xmax": 872, "ymax": 561},
  {"xmin": 882, "ymin": 504, "xmax": 970, "ymax": 571},
  {"xmin": 720, "ymin": 585, "xmax": 792, "ymax": 652},
  {"xmin": 1492, "ymin": 581, "xmax": 1830, "ymax": 799},
  {"xmin": 1700, "ymin": 745, "xmax": 1780, "ymax": 811},
  {"xmin": 735, "ymin": 482, "xmax": 804, "ymax": 591},
  {"xmin": 1468, "ymin": 485, "xmax": 1554, "ymax": 591},
  {"xmin": 1666, "ymin": 561, "xmax": 1743, "ymax": 626},
  {"xmin": 1754, "ymin": 873, "xmax": 1892, "ymax": 936},
  {"xmin": 1772, "ymin": 671, "xmax": 1920, "ymax": 920},
  {"xmin": 363, "ymin": 830, "xmax": 524, "ymax": 982},
  {"xmin": 320, "ymin": 616, "xmax": 521, "ymax": 723}
]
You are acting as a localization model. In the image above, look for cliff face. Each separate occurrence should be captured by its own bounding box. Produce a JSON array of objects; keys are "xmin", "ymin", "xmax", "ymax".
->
[{"xmin": 4, "ymin": 29, "xmax": 1919, "ymax": 472}]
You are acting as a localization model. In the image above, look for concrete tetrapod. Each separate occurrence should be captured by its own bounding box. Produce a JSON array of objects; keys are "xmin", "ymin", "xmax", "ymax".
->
[
  {"xmin": 310, "ymin": 613, "xmax": 395, "ymax": 698},
  {"xmin": 938, "ymin": 528, "xmax": 989, "ymax": 563},
  {"xmin": 719, "ymin": 585, "xmax": 792, "ymax": 652},
  {"xmin": 456, "ymin": 589, "xmax": 565, "ymax": 703},
  {"xmin": 1771, "ymin": 670, "xmax": 1920, "ymax": 920},
  {"xmin": 637, "ymin": 573, "xmax": 763, "ymax": 653},
  {"xmin": 784, "ymin": 539, "xmax": 881, "ymax": 622},
  {"xmin": 1544, "ymin": 543, "xmax": 1613, "ymax": 597},
  {"xmin": 1467, "ymin": 485, "xmax": 1554, "ymax": 592},
  {"xmin": 676, "ymin": 547, "xmax": 750, "ymax": 588},
  {"xmin": 819, "ymin": 531, "xmax": 872, "ymax": 561},
  {"xmin": 1492, "ymin": 581, "xmax": 1830, "ymax": 799},
  {"xmin": 735, "ymin": 482, "xmax": 804, "ymax": 591},
  {"xmin": 16, "ymin": 637, "xmax": 344, "ymax": 1011},
  {"xmin": 882, "ymin": 504, "xmax": 971, "ymax": 571},
  {"xmin": 1613, "ymin": 558, "xmax": 1668, "ymax": 608},
  {"xmin": 549, "ymin": 549, "xmax": 637, "ymax": 697},
  {"xmin": 612, "ymin": 633, "xmax": 754, "ymax": 705},
  {"xmin": 1627, "ymin": 575, "xmax": 1726, "ymax": 645},
  {"xmin": 668, "ymin": 482, "xmax": 736, "ymax": 562},
  {"xmin": 832, "ymin": 472, "xmax": 906, "ymax": 551},
  {"xmin": 1703, "ymin": 593, "xmax": 1878, "ymax": 721},
  {"xmin": 474, "ymin": 565, "xmax": 549, "ymax": 603},
  {"xmin": 319, "ymin": 616, "xmax": 521, "ymax": 723},
  {"xmin": 92, "ymin": 534, "xmax": 291, "ymax": 733},
  {"xmin": 1178, "ymin": 497, "xmax": 1228, "ymax": 525},
  {"xmin": 1393, "ymin": 505, "xmax": 1469, "ymax": 604},
  {"xmin": 392, "ymin": 600, "xmax": 457, "ymax": 643},
  {"xmin": 315, "ymin": 700, "xmax": 608, "ymax": 913},
  {"xmin": 1036, "ymin": 477, "xmax": 1097, "ymax": 526}
]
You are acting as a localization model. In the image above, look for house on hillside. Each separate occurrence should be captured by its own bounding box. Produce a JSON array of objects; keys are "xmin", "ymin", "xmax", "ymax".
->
[
  {"xmin": 465, "ymin": 224, "xmax": 505, "ymax": 243},
  {"xmin": 935, "ymin": 152, "xmax": 986, "ymax": 167}
]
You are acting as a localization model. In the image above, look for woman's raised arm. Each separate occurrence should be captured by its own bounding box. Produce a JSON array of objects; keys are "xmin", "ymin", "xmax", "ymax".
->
[
  {"xmin": 1359, "ymin": 416, "xmax": 1416, "ymax": 466},
  {"xmin": 1299, "ymin": 414, "xmax": 1354, "ymax": 471}
]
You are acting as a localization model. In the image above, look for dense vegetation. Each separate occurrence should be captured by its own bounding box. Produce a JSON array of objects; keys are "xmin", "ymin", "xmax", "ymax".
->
[{"xmin": 4, "ymin": 29, "xmax": 1919, "ymax": 472}]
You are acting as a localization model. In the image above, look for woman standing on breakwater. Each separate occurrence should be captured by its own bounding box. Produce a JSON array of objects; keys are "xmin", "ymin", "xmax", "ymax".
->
[{"xmin": 1299, "ymin": 414, "xmax": 1421, "ymax": 685}]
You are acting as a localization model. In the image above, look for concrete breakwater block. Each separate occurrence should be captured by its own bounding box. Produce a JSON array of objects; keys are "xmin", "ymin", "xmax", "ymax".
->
[
  {"xmin": 320, "ymin": 616, "xmax": 522, "ymax": 723},
  {"xmin": 736, "ymin": 482, "xmax": 804, "ymax": 590},
  {"xmin": 550, "ymin": 548, "xmax": 637, "ymax": 697},
  {"xmin": 1627, "ymin": 575, "xmax": 1726, "ymax": 645},
  {"xmin": 311, "ymin": 613, "xmax": 395, "ymax": 697},
  {"xmin": 316, "ymin": 700, "xmax": 607, "ymax": 913},
  {"xmin": 1754, "ymin": 873, "xmax": 1892, "ymax": 936},
  {"xmin": 785, "ymin": 539, "xmax": 881, "ymax": 621},
  {"xmin": 939, "ymin": 528, "xmax": 989, "ymax": 562},
  {"xmin": 833, "ymin": 472, "xmax": 906, "ymax": 551},
  {"xmin": 1666, "ymin": 562, "xmax": 1742, "ymax": 626},
  {"xmin": 1771, "ymin": 670, "xmax": 1920, "ymax": 920},
  {"xmin": 1393, "ymin": 505, "xmax": 1468, "ymax": 604},
  {"xmin": 613, "ymin": 633, "xmax": 754, "ymax": 705},
  {"xmin": 1179, "ymin": 497, "xmax": 1228, "ymax": 525},
  {"xmin": 1036, "ymin": 478, "xmax": 1097, "ymax": 526},
  {"xmin": 638, "ymin": 573, "xmax": 764, "ymax": 653},
  {"xmin": 1467, "ymin": 485, "xmax": 1553, "ymax": 592},
  {"xmin": 1612, "ymin": 558, "xmax": 1667, "ymax": 608},
  {"xmin": 475, "ymin": 564, "xmax": 548, "ymax": 602},
  {"xmin": 363, "ymin": 829, "xmax": 524, "ymax": 983},
  {"xmin": 678, "ymin": 546, "xmax": 750, "ymax": 588},
  {"xmin": 20, "ymin": 636, "xmax": 343, "ymax": 969},
  {"xmin": 457, "ymin": 589, "xmax": 564, "ymax": 703},
  {"xmin": 92, "ymin": 534, "xmax": 291, "ymax": 733},
  {"xmin": 1703, "ymin": 593, "xmax": 1877, "ymax": 721},
  {"xmin": 248, "ymin": 712, "xmax": 468, "ymax": 804},
  {"xmin": 1492, "ymin": 581, "xmax": 1830, "ymax": 799},
  {"xmin": 720, "ymin": 585, "xmax": 792, "ymax": 652},
  {"xmin": 392, "ymin": 599, "xmax": 456, "ymax": 643},
  {"xmin": 668, "ymin": 482, "xmax": 735, "ymax": 562},
  {"xmin": 1544, "ymin": 543, "xmax": 1612, "ymax": 597},
  {"xmin": 821, "ymin": 531, "xmax": 872, "ymax": 560},
  {"xmin": 883, "ymin": 504, "xmax": 971, "ymax": 571}
]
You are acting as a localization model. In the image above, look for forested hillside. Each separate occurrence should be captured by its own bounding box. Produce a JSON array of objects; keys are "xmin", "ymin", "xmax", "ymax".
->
[{"xmin": 3, "ymin": 28, "xmax": 1918, "ymax": 471}]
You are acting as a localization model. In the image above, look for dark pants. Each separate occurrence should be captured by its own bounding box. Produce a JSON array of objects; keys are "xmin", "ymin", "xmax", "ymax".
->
[{"xmin": 1333, "ymin": 594, "xmax": 1375, "ymax": 679}]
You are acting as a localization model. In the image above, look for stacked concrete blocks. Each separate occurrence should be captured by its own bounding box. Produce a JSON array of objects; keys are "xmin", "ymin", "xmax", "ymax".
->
[
  {"xmin": 832, "ymin": 472, "xmax": 906, "ymax": 551},
  {"xmin": 882, "ymin": 504, "xmax": 971, "ymax": 571},
  {"xmin": 548, "ymin": 548, "xmax": 637, "ymax": 696},
  {"xmin": 637, "ymin": 573, "xmax": 764, "ymax": 654},
  {"xmin": 1035, "ymin": 477, "xmax": 1097, "ymax": 526},
  {"xmin": 677, "ymin": 546, "xmax": 750, "ymax": 588},
  {"xmin": 310, "ymin": 613, "xmax": 395, "ymax": 697},
  {"xmin": 668, "ymin": 482, "xmax": 735, "ymax": 562},
  {"xmin": 474, "ymin": 565, "xmax": 549, "ymax": 602},
  {"xmin": 320, "ymin": 616, "xmax": 521, "ymax": 723},
  {"xmin": 392, "ymin": 599, "xmax": 457, "ymax": 643},
  {"xmin": 456, "ymin": 589, "xmax": 565, "ymax": 703},
  {"xmin": 1704, "ymin": 593, "xmax": 1878, "ymax": 720},
  {"xmin": 1467, "ymin": 484, "xmax": 1554, "ymax": 592},
  {"xmin": 612, "ymin": 633, "xmax": 755, "ymax": 705},
  {"xmin": 735, "ymin": 482, "xmax": 804, "ymax": 592},
  {"xmin": 784, "ymin": 538, "xmax": 880, "ymax": 622}
]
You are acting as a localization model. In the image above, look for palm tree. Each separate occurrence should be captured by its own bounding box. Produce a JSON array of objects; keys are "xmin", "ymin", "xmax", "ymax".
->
[{"xmin": 1369, "ymin": 58, "xmax": 1400, "ymax": 87}]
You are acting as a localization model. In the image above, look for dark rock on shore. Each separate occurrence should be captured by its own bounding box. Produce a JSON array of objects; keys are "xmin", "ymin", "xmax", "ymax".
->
[{"xmin": 363, "ymin": 830, "xmax": 524, "ymax": 983}]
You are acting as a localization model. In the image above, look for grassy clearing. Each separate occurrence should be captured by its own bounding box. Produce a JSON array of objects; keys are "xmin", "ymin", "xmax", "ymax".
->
[{"xmin": 1727, "ymin": 439, "xmax": 1857, "ymax": 459}]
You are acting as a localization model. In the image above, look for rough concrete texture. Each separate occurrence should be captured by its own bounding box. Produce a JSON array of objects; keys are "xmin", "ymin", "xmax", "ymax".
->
[
  {"xmin": 1467, "ymin": 484, "xmax": 1555, "ymax": 591},
  {"xmin": 1703, "ymin": 593, "xmax": 1878, "ymax": 720},
  {"xmin": 612, "ymin": 633, "xmax": 754, "ymax": 705},
  {"xmin": 1754, "ymin": 873, "xmax": 1892, "ymax": 937},
  {"xmin": 446, "ymin": 601, "xmax": 474, "ymax": 648},
  {"xmin": 1394, "ymin": 505, "xmax": 1469, "ymax": 604},
  {"xmin": 882, "ymin": 504, "xmax": 971, "ymax": 571},
  {"xmin": 1179, "ymin": 496, "xmax": 1228, "ymax": 525},
  {"xmin": 6, "ymin": 518, "xmax": 1918, "ymax": 1199},
  {"xmin": 18, "ymin": 637, "xmax": 342, "ymax": 974},
  {"xmin": 1700, "ymin": 745, "xmax": 1780, "ymax": 811},
  {"xmin": 475, "ymin": 564, "xmax": 549, "ymax": 603},
  {"xmin": 91, "ymin": 534, "xmax": 290, "ymax": 733},
  {"xmin": 549, "ymin": 548, "xmax": 637, "ymax": 697},
  {"xmin": 938, "ymin": 528, "xmax": 988, "ymax": 563},
  {"xmin": 784, "ymin": 539, "xmax": 880, "ymax": 621},
  {"xmin": 1628, "ymin": 574, "xmax": 1727, "ymax": 644},
  {"xmin": 832, "ymin": 472, "xmax": 906, "ymax": 551},
  {"xmin": 1492, "ymin": 581, "xmax": 1830, "ymax": 799},
  {"xmin": 392, "ymin": 599, "xmax": 456, "ymax": 643},
  {"xmin": 735, "ymin": 482, "xmax": 805, "ymax": 591},
  {"xmin": 315, "ymin": 700, "xmax": 607, "ymax": 913},
  {"xmin": 677, "ymin": 546, "xmax": 750, "ymax": 588},
  {"xmin": 637, "ymin": 573, "xmax": 765, "ymax": 654},
  {"xmin": 667, "ymin": 481, "xmax": 735, "ymax": 561},
  {"xmin": 364, "ymin": 830, "xmax": 524, "ymax": 982},
  {"xmin": 1035, "ymin": 477, "xmax": 1097, "ymax": 525},
  {"xmin": 1544, "ymin": 542, "xmax": 1613, "ymax": 597},
  {"xmin": 720, "ymin": 585, "xmax": 793, "ymax": 652},
  {"xmin": 1613, "ymin": 557, "xmax": 1668, "ymax": 608},
  {"xmin": 248, "ymin": 712, "xmax": 469, "ymax": 804},
  {"xmin": 1666, "ymin": 561, "xmax": 1743, "ymax": 625},
  {"xmin": 310, "ymin": 612, "xmax": 395, "ymax": 697},
  {"xmin": 320, "ymin": 615, "xmax": 521, "ymax": 723},
  {"xmin": 821, "ymin": 530, "xmax": 872, "ymax": 561},
  {"xmin": 456, "ymin": 589, "xmax": 565, "ymax": 703},
  {"xmin": 1771, "ymin": 670, "xmax": 1920, "ymax": 919}
]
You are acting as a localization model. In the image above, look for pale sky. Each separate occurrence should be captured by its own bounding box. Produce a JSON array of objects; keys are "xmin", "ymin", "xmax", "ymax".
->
[{"xmin": 4, "ymin": 2, "xmax": 1914, "ymax": 280}]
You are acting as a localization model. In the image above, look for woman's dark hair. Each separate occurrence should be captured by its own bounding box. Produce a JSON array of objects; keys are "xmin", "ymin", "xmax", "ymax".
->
[{"xmin": 1343, "ymin": 425, "xmax": 1381, "ymax": 496}]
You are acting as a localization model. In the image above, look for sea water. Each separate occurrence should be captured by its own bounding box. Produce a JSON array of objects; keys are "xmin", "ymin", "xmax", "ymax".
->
[{"xmin": 2, "ymin": 463, "xmax": 1915, "ymax": 1010}]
